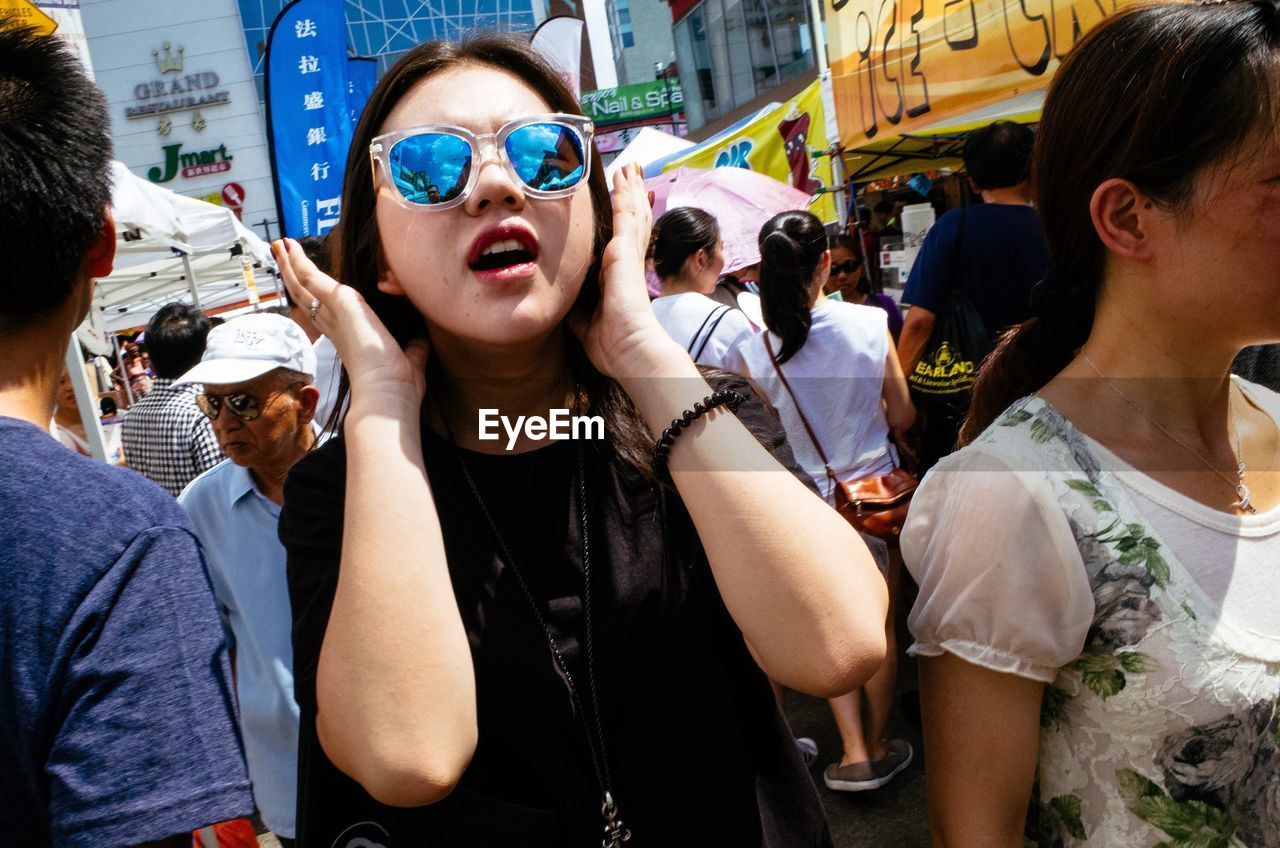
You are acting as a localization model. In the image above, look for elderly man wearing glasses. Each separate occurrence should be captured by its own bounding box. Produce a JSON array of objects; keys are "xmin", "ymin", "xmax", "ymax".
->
[{"xmin": 177, "ymin": 312, "xmax": 319, "ymax": 848}]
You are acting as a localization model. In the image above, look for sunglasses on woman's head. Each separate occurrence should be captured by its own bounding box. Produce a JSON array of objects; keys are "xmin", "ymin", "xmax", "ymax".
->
[
  {"xmin": 369, "ymin": 114, "xmax": 594, "ymax": 210},
  {"xmin": 832, "ymin": 260, "xmax": 862, "ymax": 275},
  {"xmin": 196, "ymin": 390, "xmax": 281, "ymax": 422}
]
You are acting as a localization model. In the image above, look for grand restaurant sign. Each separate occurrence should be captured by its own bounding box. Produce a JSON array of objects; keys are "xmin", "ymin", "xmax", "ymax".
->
[{"xmin": 125, "ymin": 41, "xmax": 231, "ymax": 119}]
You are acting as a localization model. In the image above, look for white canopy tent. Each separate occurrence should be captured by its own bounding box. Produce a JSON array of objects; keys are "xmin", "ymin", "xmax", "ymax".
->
[
  {"xmin": 67, "ymin": 163, "xmax": 280, "ymax": 462},
  {"xmin": 603, "ymin": 127, "xmax": 694, "ymax": 183},
  {"xmin": 96, "ymin": 161, "xmax": 278, "ymax": 332}
]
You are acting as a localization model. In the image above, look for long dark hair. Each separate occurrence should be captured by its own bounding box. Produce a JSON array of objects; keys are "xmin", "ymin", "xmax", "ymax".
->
[
  {"xmin": 758, "ymin": 210, "xmax": 828, "ymax": 363},
  {"xmin": 962, "ymin": 0, "xmax": 1280, "ymax": 444},
  {"xmin": 327, "ymin": 35, "xmax": 652, "ymax": 476},
  {"xmin": 648, "ymin": 207, "xmax": 719, "ymax": 280}
]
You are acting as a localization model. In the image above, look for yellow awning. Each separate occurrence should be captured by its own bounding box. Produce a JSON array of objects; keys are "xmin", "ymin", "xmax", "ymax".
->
[{"xmin": 841, "ymin": 91, "xmax": 1042, "ymax": 183}]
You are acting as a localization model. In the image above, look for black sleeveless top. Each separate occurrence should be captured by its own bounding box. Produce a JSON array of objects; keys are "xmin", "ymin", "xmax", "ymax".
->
[{"xmin": 279, "ymin": 374, "xmax": 839, "ymax": 847}]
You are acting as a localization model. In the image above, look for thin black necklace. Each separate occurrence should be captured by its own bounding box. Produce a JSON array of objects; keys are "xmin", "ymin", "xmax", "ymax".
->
[{"xmin": 448, "ymin": 421, "xmax": 631, "ymax": 847}]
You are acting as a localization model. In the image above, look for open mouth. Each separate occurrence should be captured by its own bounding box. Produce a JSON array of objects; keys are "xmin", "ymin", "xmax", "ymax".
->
[{"xmin": 469, "ymin": 238, "xmax": 538, "ymax": 272}]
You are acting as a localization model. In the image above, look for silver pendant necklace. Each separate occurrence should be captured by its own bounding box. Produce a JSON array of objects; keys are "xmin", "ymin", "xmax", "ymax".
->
[
  {"xmin": 1080, "ymin": 352, "xmax": 1257, "ymax": 514},
  {"xmin": 453, "ymin": 436, "xmax": 632, "ymax": 847}
]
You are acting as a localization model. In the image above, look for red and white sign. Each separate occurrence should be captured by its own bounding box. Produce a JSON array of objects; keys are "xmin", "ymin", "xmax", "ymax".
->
[
  {"xmin": 221, "ymin": 181, "xmax": 244, "ymax": 207},
  {"xmin": 182, "ymin": 160, "xmax": 231, "ymax": 178}
]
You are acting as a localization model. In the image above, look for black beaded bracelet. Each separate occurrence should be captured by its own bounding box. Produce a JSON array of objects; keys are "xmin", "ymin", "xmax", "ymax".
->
[{"xmin": 651, "ymin": 389, "xmax": 745, "ymax": 479}]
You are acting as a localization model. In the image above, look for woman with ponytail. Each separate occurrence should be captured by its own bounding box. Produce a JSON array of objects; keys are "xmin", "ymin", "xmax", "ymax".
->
[
  {"xmin": 648, "ymin": 206, "xmax": 754, "ymax": 367},
  {"xmin": 903, "ymin": 3, "xmax": 1280, "ymax": 845},
  {"xmin": 728, "ymin": 210, "xmax": 916, "ymax": 793}
]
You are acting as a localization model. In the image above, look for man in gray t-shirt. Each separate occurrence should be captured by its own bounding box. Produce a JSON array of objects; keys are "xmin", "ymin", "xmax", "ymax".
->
[{"xmin": 0, "ymin": 27, "xmax": 253, "ymax": 846}]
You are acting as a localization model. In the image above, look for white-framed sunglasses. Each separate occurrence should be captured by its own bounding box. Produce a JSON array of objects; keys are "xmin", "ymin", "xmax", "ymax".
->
[{"xmin": 369, "ymin": 113, "xmax": 594, "ymax": 211}]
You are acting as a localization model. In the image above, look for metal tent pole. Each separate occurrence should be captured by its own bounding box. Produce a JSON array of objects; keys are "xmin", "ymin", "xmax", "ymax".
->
[
  {"xmin": 180, "ymin": 250, "xmax": 202, "ymax": 310},
  {"xmin": 64, "ymin": 336, "xmax": 109, "ymax": 463},
  {"xmin": 111, "ymin": 331, "xmax": 137, "ymax": 409}
]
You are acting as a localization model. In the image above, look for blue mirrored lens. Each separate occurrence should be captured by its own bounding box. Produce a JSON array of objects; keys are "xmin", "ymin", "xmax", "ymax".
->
[
  {"xmin": 506, "ymin": 123, "xmax": 586, "ymax": 192},
  {"xmin": 388, "ymin": 132, "xmax": 472, "ymax": 205}
]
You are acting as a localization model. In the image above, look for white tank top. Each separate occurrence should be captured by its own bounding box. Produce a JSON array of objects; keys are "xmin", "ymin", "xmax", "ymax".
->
[{"xmin": 727, "ymin": 300, "xmax": 896, "ymax": 501}]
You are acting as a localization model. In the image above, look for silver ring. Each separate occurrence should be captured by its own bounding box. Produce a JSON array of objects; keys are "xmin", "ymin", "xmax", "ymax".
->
[{"xmin": 309, "ymin": 298, "xmax": 320, "ymax": 319}]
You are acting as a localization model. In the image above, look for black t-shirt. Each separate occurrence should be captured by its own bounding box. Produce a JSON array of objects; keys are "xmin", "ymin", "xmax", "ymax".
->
[
  {"xmin": 902, "ymin": 203, "xmax": 1051, "ymax": 337},
  {"xmin": 279, "ymin": 375, "xmax": 836, "ymax": 847}
]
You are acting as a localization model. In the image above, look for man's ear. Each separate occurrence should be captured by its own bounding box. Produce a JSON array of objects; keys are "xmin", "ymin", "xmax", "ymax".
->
[
  {"xmin": 298, "ymin": 384, "xmax": 321, "ymax": 421},
  {"xmin": 86, "ymin": 208, "xmax": 117, "ymax": 279}
]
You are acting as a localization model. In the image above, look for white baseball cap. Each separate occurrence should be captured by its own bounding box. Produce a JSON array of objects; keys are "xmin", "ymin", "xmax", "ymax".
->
[{"xmin": 176, "ymin": 313, "xmax": 317, "ymax": 387}]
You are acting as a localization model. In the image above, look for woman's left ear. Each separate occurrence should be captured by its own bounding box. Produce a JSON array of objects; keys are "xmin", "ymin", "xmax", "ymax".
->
[{"xmin": 377, "ymin": 270, "xmax": 406, "ymax": 296}]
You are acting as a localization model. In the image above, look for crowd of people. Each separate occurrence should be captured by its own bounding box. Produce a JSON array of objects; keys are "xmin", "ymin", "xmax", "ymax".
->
[{"xmin": 3, "ymin": 1, "xmax": 1279, "ymax": 845}]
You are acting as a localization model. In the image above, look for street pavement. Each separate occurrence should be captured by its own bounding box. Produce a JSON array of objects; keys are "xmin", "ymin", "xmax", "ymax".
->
[
  {"xmin": 784, "ymin": 648, "xmax": 930, "ymax": 847},
  {"xmin": 784, "ymin": 563, "xmax": 930, "ymax": 847}
]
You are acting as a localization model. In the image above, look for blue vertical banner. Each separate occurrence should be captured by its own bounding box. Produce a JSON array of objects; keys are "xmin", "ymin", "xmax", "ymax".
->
[
  {"xmin": 264, "ymin": 0, "xmax": 353, "ymax": 238},
  {"xmin": 347, "ymin": 57, "xmax": 377, "ymax": 128}
]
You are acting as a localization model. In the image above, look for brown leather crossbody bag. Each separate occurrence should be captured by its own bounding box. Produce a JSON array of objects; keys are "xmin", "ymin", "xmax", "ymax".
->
[{"xmin": 764, "ymin": 333, "xmax": 917, "ymax": 539}]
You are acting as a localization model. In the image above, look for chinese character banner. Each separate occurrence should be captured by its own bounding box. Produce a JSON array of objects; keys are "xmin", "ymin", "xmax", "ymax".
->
[{"xmin": 265, "ymin": 0, "xmax": 352, "ymax": 238}]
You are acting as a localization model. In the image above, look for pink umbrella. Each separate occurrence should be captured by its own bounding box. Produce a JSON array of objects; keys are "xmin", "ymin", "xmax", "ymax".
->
[{"xmin": 644, "ymin": 166, "xmax": 815, "ymax": 295}]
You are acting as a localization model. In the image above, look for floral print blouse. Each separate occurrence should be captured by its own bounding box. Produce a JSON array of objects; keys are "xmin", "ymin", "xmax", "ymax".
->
[{"xmin": 903, "ymin": 389, "xmax": 1280, "ymax": 847}]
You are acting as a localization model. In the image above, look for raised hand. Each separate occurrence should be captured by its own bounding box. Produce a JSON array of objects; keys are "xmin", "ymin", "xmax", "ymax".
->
[
  {"xmin": 571, "ymin": 165, "xmax": 679, "ymax": 380},
  {"xmin": 273, "ymin": 238, "xmax": 429, "ymax": 407}
]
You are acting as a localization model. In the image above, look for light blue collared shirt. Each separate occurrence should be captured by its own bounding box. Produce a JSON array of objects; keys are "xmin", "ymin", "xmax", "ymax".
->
[{"xmin": 179, "ymin": 459, "xmax": 298, "ymax": 838}]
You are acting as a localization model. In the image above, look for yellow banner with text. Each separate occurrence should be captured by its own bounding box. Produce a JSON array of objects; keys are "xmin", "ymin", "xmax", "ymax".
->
[
  {"xmin": 827, "ymin": 0, "xmax": 1160, "ymax": 151},
  {"xmin": 663, "ymin": 78, "xmax": 838, "ymax": 223}
]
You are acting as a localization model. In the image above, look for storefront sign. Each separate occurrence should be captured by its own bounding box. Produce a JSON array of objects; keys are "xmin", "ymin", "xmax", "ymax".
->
[
  {"xmin": 595, "ymin": 121, "xmax": 688, "ymax": 154},
  {"xmin": 195, "ymin": 182, "xmax": 247, "ymax": 220},
  {"xmin": 126, "ymin": 42, "xmax": 232, "ymax": 119},
  {"xmin": 825, "ymin": 0, "xmax": 1159, "ymax": 149},
  {"xmin": 147, "ymin": 142, "xmax": 233, "ymax": 182},
  {"xmin": 581, "ymin": 80, "xmax": 684, "ymax": 126},
  {"xmin": 221, "ymin": 182, "xmax": 245, "ymax": 207}
]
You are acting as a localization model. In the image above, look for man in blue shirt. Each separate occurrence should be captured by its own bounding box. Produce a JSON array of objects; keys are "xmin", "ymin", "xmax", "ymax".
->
[
  {"xmin": 178, "ymin": 314, "xmax": 320, "ymax": 848},
  {"xmin": 899, "ymin": 121, "xmax": 1052, "ymax": 468},
  {"xmin": 0, "ymin": 27, "xmax": 255, "ymax": 846}
]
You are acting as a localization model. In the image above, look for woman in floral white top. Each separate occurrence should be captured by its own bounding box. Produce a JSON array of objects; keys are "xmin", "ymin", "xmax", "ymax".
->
[{"xmin": 903, "ymin": 3, "xmax": 1280, "ymax": 846}]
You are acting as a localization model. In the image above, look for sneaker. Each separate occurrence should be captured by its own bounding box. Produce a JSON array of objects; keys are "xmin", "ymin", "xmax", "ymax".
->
[
  {"xmin": 822, "ymin": 738, "xmax": 913, "ymax": 792},
  {"xmin": 795, "ymin": 736, "xmax": 819, "ymax": 767}
]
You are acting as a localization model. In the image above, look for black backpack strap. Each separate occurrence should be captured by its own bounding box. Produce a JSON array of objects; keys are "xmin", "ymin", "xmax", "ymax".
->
[
  {"xmin": 691, "ymin": 307, "xmax": 732, "ymax": 361},
  {"xmin": 686, "ymin": 304, "xmax": 730, "ymax": 358}
]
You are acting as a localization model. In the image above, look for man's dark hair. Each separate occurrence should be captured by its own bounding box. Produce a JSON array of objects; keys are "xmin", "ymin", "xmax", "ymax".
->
[
  {"xmin": 144, "ymin": 303, "xmax": 211, "ymax": 379},
  {"xmin": 963, "ymin": 121, "xmax": 1035, "ymax": 191},
  {"xmin": 0, "ymin": 28, "xmax": 112, "ymax": 326}
]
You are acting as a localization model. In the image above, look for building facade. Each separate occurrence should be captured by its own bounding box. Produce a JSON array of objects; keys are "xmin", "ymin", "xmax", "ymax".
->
[
  {"xmin": 606, "ymin": 0, "xmax": 676, "ymax": 85},
  {"xmin": 668, "ymin": 0, "xmax": 815, "ymax": 131},
  {"xmin": 82, "ymin": 0, "xmax": 278, "ymax": 234}
]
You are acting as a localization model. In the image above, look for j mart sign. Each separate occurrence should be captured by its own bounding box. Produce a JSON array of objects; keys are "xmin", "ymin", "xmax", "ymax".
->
[{"xmin": 148, "ymin": 142, "xmax": 233, "ymax": 183}]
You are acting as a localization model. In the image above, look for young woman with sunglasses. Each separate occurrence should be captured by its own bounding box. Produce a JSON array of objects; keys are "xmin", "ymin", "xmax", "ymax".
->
[
  {"xmin": 726, "ymin": 210, "xmax": 915, "ymax": 795},
  {"xmin": 826, "ymin": 234, "xmax": 904, "ymax": 342},
  {"xmin": 270, "ymin": 37, "xmax": 888, "ymax": 846},
  {"xmin": 903, "ymin": 4, "xmax": 1280, "ymax": 844}
]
